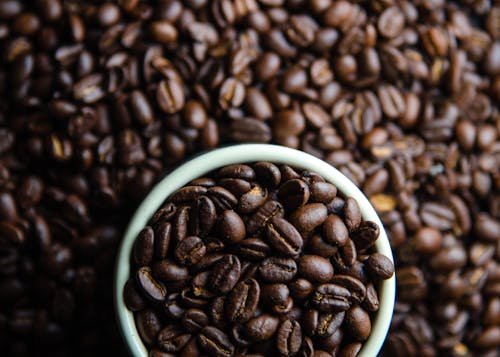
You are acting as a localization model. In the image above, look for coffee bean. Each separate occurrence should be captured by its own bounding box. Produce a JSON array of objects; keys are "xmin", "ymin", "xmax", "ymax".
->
[
  {"xmin": 182, "ymin": 309, "xmax": 208, "ymax": 332},
  {"xmin": 123, "ymin": 279, "xmax": 146, "ymax": 312},
  {"xmin": 277, "ymin": 319, "xmax": 302, "ymax": 356},
  {"xmin": 245, "ymin": 314, "xmax": 279, "ymax": 342},
  {"xmin": 203, "ymin": 188, "xmax": 236, "ymax": 214},
  {"xmin": 323, "ymin": 215, "xmax": 349, "ymax": 247},
  {"xmin": 157, "ymin": 325, "xmax": 191, "ymax": 353},
  {"xmin": 312, "ymin": 284, "xmax": 352, "ymax": 312},
  {"xmin": 413, "ymin": 226, "xmax": 442, "ymax": 254},
  {"xmin": 209, "ymin": 254, "xmax": 241, "ymax": 294},
  {"xmin": 170, "ymin": 186, "xmax": 208, "ymax": 204},
  {"xmin": 259, "ymin": 257, "xmax": 297, "ymax": 283},
  {"xmin": 217, "ymin": 210, "xmax": 246, "ymax": 243},
  {"xmin": 133, "ymin": 226, "xmax": 155, "ymax": 266},
  {"xmin": 136, "ymin": 266, "xmax": 167, "ymax": 303},
  {"xmin": 150, "ymin": 21, "xmax": 178, "ymax": 44},
  {"xmin": 198, "ymin": 326, "xmax": 235, "ymax": 357},
  {"xmin": 157, "ymin": 78, "xmax": 184, "ymax": 114},
  {"xmin": 290, "ymin": 203, "xmax": 328, "ymax": 236},
  {"xmin": 278, "ymin": 179, "xmax": 310, "ymax": 211},
  {"xmin": 290, "ymin": 278, "xmax": 314, "ymax": 301},
  {"xmin": 237, "ymin": 238, "xmax": 270, "ymax": 261},
  {"xmin": 305, "ymin": 309, "xmax": 346, "ymax": 338},
  {"xmin": 298, "ymin": 255, "xmax": 334, "ymax": 283},
  {"xmin": 228, "ymin": 117, "xmax": 272, "ymax": 143},
  {"xmin": 136, "ymin": 309, "xmax": 162, "ymax": 346},
  {"xmin": 152, "ymin": 260, "xmax": 189, "ymax": 284},
  {"xmin": 363, "ymin": 283, "xmax": 380, "ymax": 312},
  {"xmin": 330, "ymin": 275, "xmax": 366, "ymax": 304},
  {"xmin": 265, "ymin": 217, "xmax": 303, "ymax": 257},
  {"xmin": 246, "ymin": 200, "xmax": 284, "ymax": 234},
  {"xmin": 190, "ymin": 196, "xmax": 216, "ymax": 237},
  {"xmin": 351, "ymin": 221, "xmax": 380, "ymax": 252},
  {"xmin": 338, "ymin": 342, "xmax": 362, "ymax": 357},
  {"xmin": 344, "ymin": 198, "xmax": 362, "ymax": 231},
  {"xmin": 174, "ymin": 236, "xmax": 206, "ymax": 266},
  {"xmin": 238, "ymin": 184, "xmax": 268, "ymax": 214},
  {"xmin": 225, "ymin": 279, "xmax": 260, "ymax": 323},
  {"xmin": 345, "ymin": 306, "xmax": 371, "ymax": 341},
  {"xmin": 420, "ymin": 202, "xmax": 455, "ymax": 231}
]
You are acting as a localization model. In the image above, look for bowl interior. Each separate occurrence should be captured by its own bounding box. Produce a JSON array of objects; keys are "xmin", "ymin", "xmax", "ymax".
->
[{"xmin": 114, "ymin": 144, "xmax": 396, "ymax": 357}]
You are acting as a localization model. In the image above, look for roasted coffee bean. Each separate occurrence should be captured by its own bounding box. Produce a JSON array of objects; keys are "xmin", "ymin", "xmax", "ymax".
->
[
  {"xmin": 170, "ymin": 186, "xmax": 208, "ymax": 203},
  {"xmin": 123, "ymin": 279, "xmax": 146, "ymax": 312},
  {"xmin": 259, "ymin": 257, "xmax": 297, "ymax": 283},
  {"xmin": 290, "ymin": 278, "xmax": 314, "ymax": 301},
  {"xmin": 309, "ymin": 182, "xmax": 337, "ymax": 204},
  {"xmin": 207, "ymin": 187, "xmax": 238, "ymax": 212},
  {"xmin": 312, "ymin": 284, "xmax": 352, "ymax": 312},
  {"xmin": 338, "ymin": 342, "xmax": 362, "ymax": 357},
  {"xmin": 237, "ymin": 238, "xmax": 270, "ymax": 261},
  {"xmin": 262, "ymin": 283, "xmax": 292, "ymax": 314},
  {"xmin": 345, "ymin": 306, "xmax": 371, "ymax": 341},
  {"xmin": 303, "ymin": 309, "xmax": 345, "ymax": 337},
  {"xmin": 157, "ymin": 325, "xmax": 191, "ymax": 353},
  {"xmin": 351, "ymin": 221, "xmax": 380, "ymax": 252},
  {"xmin": 365, "ymin": 253, "xmax": 395, "ymax": 280},
  {"xmin": 308, "ymin": 234, "xmax": 338, "ymax": 258},
  {"xmin": 298, "ymin": 255, "xmax": 334, "ymax": 283},
  {"xmin": 253, "ymin": 162, "xmax": 281, "ymax": 189},
  {"xmin": 134, "ymin": 226, "xmax": 154, "ymax": 266},
  {"xmin": 246, "ymin": 200, "xmax": 284, "ymax": 234},
  {"xmin": 190, "ymin": 196, "xmax": 216, "ymax": 237},
  {"xmin": 277, "ymin": 319, "xmax": 302, "ymax": 356},
  {"xmin": 136, "ymin": 266, "xmax": 167, "ymax": 303},
  {"xmin": 209, "ymin": 254, "xmax": 241, "ymax": 294},
  {"xmin": 363, "ymin": 283, "xmax": 380, "ymax": 312},
  {"xmin": 136, "ymin": 309, "xmax": 162, "ymax": 346},
  {"xmin": 238, "ymin": 184, "xmax": 268, "ymax": 214},
  {"xmin": 332, "ymin": 239, "xmax": 357, "ymax": 271},
  {"xmin": 289, "ymin": 203, "xmax": 328, "ymax": 236},
  {"xmin": 329, "ymin": 275, "xmax": 366, "ymax": 304},
  {"xmin": 198, "ymin": 326, "xmax": 235, "ymax": 357},
  {"xmin": 265, "ymin": 217, "xmax": 303, "ymax": 257},
  {"xmin": 157, "ymin": 78, "xmax": 184, "ymax": 114},
  {"xmin": 8, "ymin": 0, "xmax": 475, "ymax": 342},
  {"xmin": 219, "ymin": 178, "xmax": 252, "ymax": 197},
  {"xmin": 217, "ymin": 210, "xmax": 246, "ymax": 243},
  {"xmin": 153, "ymin": 260, "xmax": 189, "ymax": 284},
  {"xmin": 182, "ymin": 309, "xmax": 208, "ymax": 332},
  {"xmin": 344, "ymin": 198, "xmax": 362, "ymax": 232},
  {"xmin": 174, "ymin": 236, "xmax": 206, "ymax": 266},
  {"xmin": 323, "ymin": 215, "xmax": 349, "ymax": 247},
  {"xmin": 226, "ymin": 279, "xmax": 260, "ymax": 323},
  {"xmin": 154, "ymin": 221, "xmax": 172, "ymax": 260},
  {"xmin": 163, "ymin": 293, "xmax": 186, "ymax": 320},
  {"xmin": 278, "ymin": 179, "xmax": 310, "ymax": 211},
  {"xmin": 245, "ymin": 314, "xmax": 280, "ymax": 342}
]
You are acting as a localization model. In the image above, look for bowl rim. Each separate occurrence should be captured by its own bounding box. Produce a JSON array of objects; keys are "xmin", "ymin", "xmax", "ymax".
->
[{"xmin": 114, "ymin": 143, "xmax": 396, "ymax": 357}]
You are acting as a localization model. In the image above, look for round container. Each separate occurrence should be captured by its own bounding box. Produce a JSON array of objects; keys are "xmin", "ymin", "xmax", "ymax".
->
[{"xmin": 114, "ymin": 144, "xmax": 396, "ymax": 357}]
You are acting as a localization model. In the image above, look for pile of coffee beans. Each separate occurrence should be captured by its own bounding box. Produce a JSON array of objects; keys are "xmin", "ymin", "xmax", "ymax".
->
[
  {"xmin": 0, "ymin": 0, "xmax": 498, "ymax": 356},
  {"xmin": 124, "ymin": 162, "xmax": 394, "ymax": 356}
]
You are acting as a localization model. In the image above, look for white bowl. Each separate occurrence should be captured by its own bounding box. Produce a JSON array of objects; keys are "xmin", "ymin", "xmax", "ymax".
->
[{"xmin": 114, "ymin": 144, "xmax": 396, "ymax": 357}]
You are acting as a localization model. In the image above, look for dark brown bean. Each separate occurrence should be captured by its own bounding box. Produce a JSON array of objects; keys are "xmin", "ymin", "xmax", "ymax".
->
[
  {"xmin": 209, "ymin": 254, "xmax": 241, "ymax": 294},
  {"xmin": 198, "ymin": 326, "xmax": 235, "ymax": 357},
  {"xmin": 265, "ymin": 217, "xmax": 303, "ymax": 257},
  {"xmin": 226, "ymin": 279, "xmax": 260, "ymax": 323}
]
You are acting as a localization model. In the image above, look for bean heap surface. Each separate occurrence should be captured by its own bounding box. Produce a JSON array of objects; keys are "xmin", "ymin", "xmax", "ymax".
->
[
  {"xmin": 0, "ymin": 0, "xmax": 498, "ymax": 356},
  {"xmin": 125, "ymin": 162, "xmax": 394, "ymax": 356}
]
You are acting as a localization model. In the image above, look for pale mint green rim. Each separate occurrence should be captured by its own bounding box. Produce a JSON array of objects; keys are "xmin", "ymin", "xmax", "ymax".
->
[{"xmin": 114, "ymin": 144, "xmax": 396, "ymax": 357}]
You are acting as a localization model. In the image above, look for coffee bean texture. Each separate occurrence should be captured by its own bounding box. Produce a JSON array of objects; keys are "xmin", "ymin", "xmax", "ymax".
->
[{"xmin": 125, "ymin": 163, "xmax": 393, "ymax": 356}]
